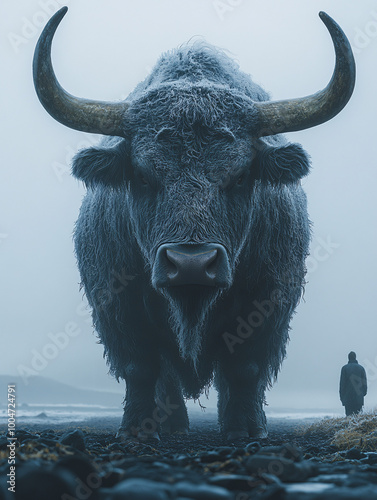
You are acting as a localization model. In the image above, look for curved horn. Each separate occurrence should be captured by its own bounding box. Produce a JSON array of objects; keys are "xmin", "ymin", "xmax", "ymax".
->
[
  {"xmin": 254, "ymin": 12, "xmax": 356, "ymax": 137},
  {"xmin": 33, "ymin": 6, "xmax": 127, "ymax": 137}
]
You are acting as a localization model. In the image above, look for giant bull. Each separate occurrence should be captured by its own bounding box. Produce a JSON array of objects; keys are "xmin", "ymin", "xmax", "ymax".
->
[{"xmin": 33, "ymin": 7, "xmax": 355, "ymax": 440}]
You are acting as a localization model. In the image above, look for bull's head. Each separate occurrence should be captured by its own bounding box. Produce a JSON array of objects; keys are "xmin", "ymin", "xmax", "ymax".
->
[{"xmin": 33, "ymin": 8, "xmax": 355, "ymax": 358}]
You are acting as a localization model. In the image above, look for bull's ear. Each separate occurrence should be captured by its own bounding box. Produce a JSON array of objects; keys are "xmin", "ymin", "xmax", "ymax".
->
[
  {"xmin": 72, "ymin": 140, "xmax": 131, "ymax": 188},
  {"xmin": 255, "ymin": 142, "xmax": 311, "ymax": 184}
]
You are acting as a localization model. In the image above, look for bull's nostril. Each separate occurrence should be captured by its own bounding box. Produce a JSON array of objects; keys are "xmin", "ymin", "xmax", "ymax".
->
[
  {"xmin": 153, "ymin": 244, "xmax": 229, "ymax": 288},
  {"xmin": 205, "ymin": 249, "xmax": 218, "ymax": 279},
  {"xmin": 165, "ymin": 248, "xmax": 219, "ymax": 285},
  {"xmin": 165, "ymin": 250, "xmax": 179, "ymax": 279}
]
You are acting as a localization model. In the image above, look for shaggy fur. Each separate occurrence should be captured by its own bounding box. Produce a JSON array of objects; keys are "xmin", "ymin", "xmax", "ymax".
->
[{"xmin": 73, "ymin": 41, "xmax": 311, "ymax": 437}]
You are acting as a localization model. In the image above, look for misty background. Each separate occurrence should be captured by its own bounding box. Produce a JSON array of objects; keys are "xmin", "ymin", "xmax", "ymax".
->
[{"xmin": 1, "ymin": 0, "xmax": 376, "ymax": 414}]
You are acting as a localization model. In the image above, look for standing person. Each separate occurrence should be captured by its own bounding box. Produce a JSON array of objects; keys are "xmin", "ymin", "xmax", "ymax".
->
[{"xmin": 339, "ymin": 351, "xmax": 367, "ymax": 416}]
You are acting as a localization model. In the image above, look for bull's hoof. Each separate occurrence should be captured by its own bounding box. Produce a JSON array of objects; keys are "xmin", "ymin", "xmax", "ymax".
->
[
  {"xmin": 116, "ymin": 428, "xmax": 160, "ymax": 443},
  {"xmin": 226, "ymin": 427, "xmax": 268, "ymax": 441},
  {"xmin": 159, "ymin": 408, "xmax": 189, "ymax": 435},
  {"xmin": 137, "ymin": 430, "xmax": 161, "ymax": 442},
  {"xmin": 226, "ymin": 430, "xmax": 249, "ymax": 441},
  {"xmin": 251, "ymin": 427, "xmax": 268, "ymax": 439}
]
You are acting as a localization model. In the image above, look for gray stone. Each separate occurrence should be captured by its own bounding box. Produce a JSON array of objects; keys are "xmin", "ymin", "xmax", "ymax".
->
[
  {"xmin": 245, "ymin": 455, "xmax": 317, "ymax": 482},
  {"xmin": 60, "ymin": 429, "xmax": 86, "ymax": 451},
  {"xmin": 104, "ymin": 479, "xmax": 170, "ymax": 500},
  {"xmin": 175, "ymin": 481, "xmax": 233, "ymax": 499}
]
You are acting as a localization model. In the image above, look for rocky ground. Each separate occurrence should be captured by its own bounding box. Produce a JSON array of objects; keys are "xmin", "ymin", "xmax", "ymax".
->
[{"xmin": 1, "ymin": 413, "xmax": 377, "ymax": 499}]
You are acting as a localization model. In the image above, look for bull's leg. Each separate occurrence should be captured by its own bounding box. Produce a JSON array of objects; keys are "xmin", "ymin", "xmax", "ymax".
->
[
  {"xmin": 117, "ymin": 357, "xmax": 160, "ymax": 442},
  {"xmin": 215, "ymin": 360, "xmax": 267, "ymax": 441},
  {"xmin": 155, "ymin": 371, "xmax": 189, "ymax": 435}
]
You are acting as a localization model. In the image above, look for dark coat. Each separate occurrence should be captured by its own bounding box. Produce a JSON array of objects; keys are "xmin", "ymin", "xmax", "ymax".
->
[{"xmin": 339, "ymin": 360, "xmax": 367, "ymax": 409}]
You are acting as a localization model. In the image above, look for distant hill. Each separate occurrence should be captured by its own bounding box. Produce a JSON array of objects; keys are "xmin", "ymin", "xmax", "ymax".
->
[{"xmin": 0, "ymin": 375, "xmax": 123, "ymax": 407}]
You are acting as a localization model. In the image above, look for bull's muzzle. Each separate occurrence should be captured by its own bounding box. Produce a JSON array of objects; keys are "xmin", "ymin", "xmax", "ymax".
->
[{"xmin": 152, "ymin": 243, "xmax": 230, "ymax": 288}]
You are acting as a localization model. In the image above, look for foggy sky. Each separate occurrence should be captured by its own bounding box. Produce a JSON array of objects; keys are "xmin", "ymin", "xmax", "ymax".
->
[{"xmin": 1, "ymin": 0, "xmax": 377, "ymax": 412}]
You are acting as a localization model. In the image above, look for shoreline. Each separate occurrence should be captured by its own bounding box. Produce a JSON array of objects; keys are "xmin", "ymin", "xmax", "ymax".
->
[{"xmin": 2, "ymin": 414, "xmax": 377, "ymax": 498}]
